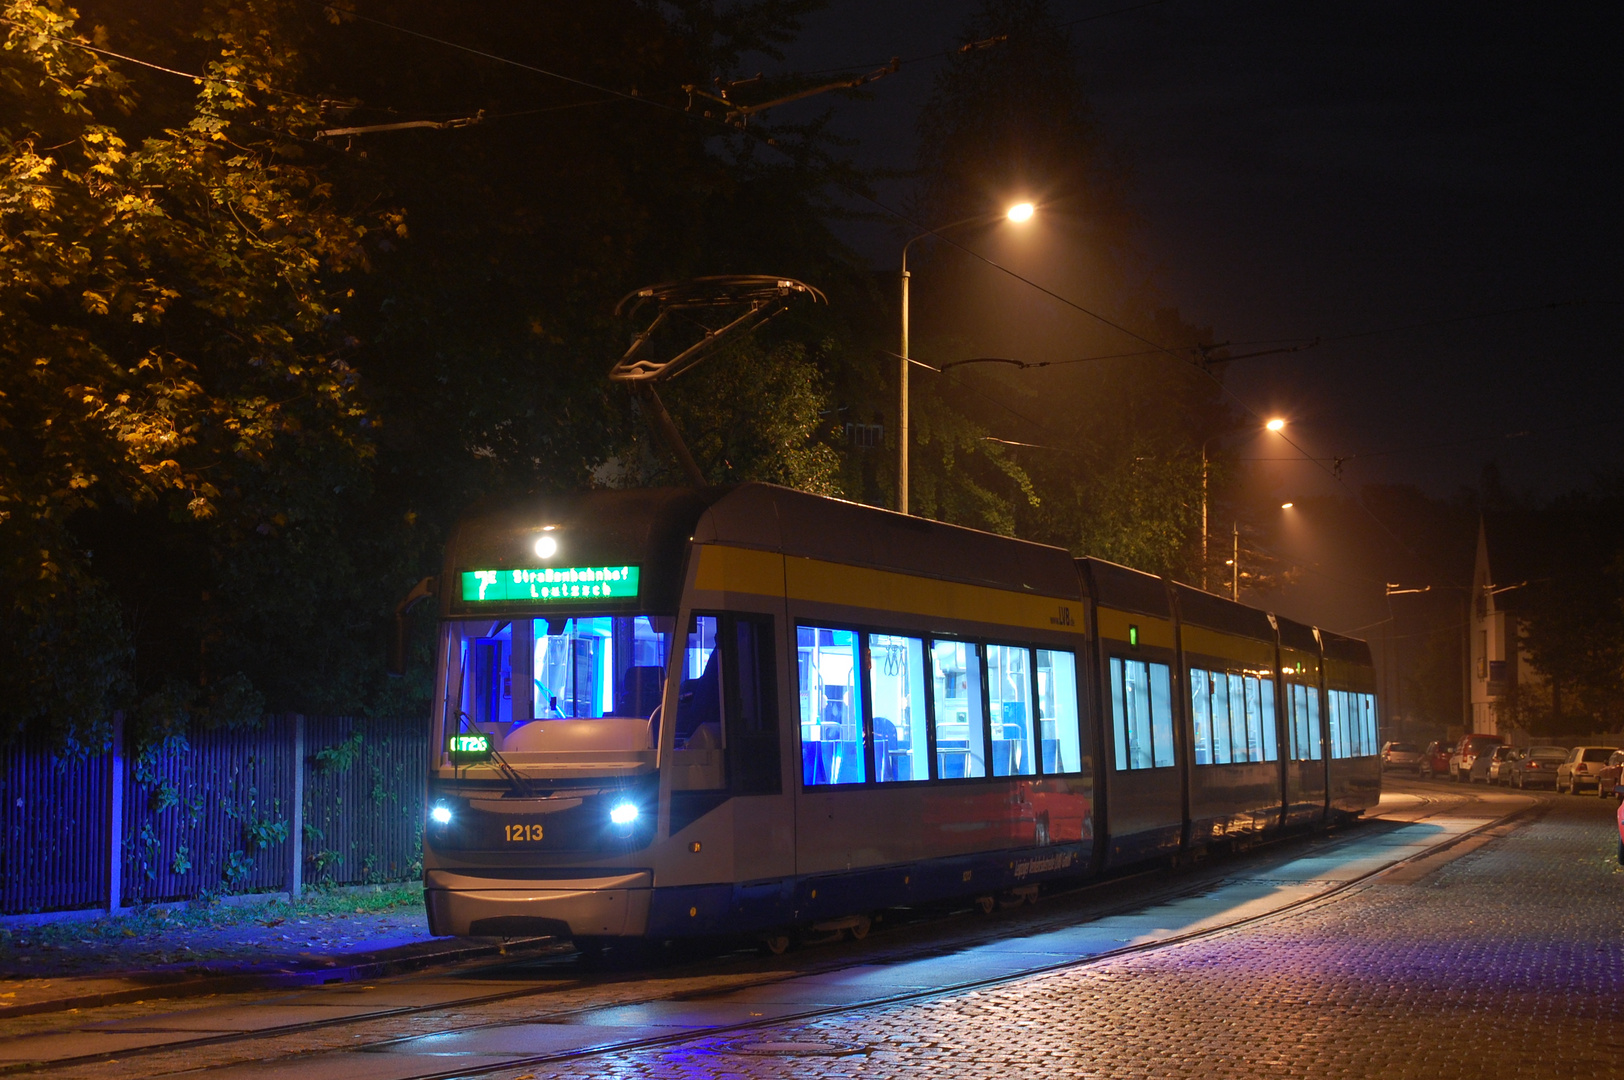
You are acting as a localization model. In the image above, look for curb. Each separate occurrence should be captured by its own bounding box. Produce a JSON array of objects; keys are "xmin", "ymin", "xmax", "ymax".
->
[{"xmin": 0, "ymin": 935, "xmax": 555, "ymax": 1020}]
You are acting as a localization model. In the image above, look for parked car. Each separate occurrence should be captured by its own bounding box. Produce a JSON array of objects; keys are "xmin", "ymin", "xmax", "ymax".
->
[
  {"xmin": 1380, "ymin": 741, "xmax": 1423, "ymax": 771},
  {"xmin": 1594, "ymin": 749, "xmax": 1624, "ymax": 800},
  {"xmin": 1616, "ymin": 794, "xmax": 1624, "ymax": 866},
  {"xmin": 1480, "ymin": 745, "xmax": 1519, "ymax": 784},
  {"xmin": 1556, "ymin": 746, "xmax": 1620, "ymax": 794},
  {"xmin": 1419, "ymin": 740, "xmax": 1452, "ymax": 780},
  {"xmin": 1450, "ymin": 733, "xmax": 1505, "ymax": 781},
  {"xmin": 1506, "ymin": 746, "xmax": 1567, "ymax": 789}
]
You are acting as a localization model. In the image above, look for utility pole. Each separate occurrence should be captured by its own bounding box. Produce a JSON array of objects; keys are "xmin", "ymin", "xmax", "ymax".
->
[
  {"xmin": 1231, "ymin": 521, "xmax": 1239, "ymax": 601},
  {"xmin": 898, "ymin": 264, "xmax": 910, "ymax": 514},
  {"xmin": 1201, "ymin": 445, "xmax": 1209, "ymax": 591}
]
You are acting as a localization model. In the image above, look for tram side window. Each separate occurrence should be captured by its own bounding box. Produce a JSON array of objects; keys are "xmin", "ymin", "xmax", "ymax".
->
[
  {"xmin": 1239, "ymin": 676, "xmax": 1262, "ymax": 762},
  {"xmin": 798, "ymin": 626, "xmax": 866, "ymax": 786},
  {"xmin": 1331, "ymin": 689, "xmax": 1378, "ymax": 758},
  {"xmin": 1191, "ymin": 668, "xmax": 1272, "ymax": 765},
  {"xmin": 933, "ymin": 640, "xmax": 987, "ymax": 779},
  {"xmin": 1035, "ymin": 649, "xmax": 1083, "ymax": 773},
  {"xmin": 1329, "ymin": 690, "xmax": 1349, "ymax": 759},
  {"xmin": 986, "ymin": 645, "xmax": 1036, "ymax": 777},
  {"xmin": 1258, "ymin": 678, "xmax": 1279, "ymax": 762},
  {"xmin": 1110, "ymin": 657, "xmax": 1174, "ymax": 770},
  {"xmin": 869, "ymin": 634, "xmax": 928, "ymax": 783},
  {"xmin": 1288, "ymin": 683, "xmax": 1323, "ymax": 761},
  {"xmin": 675, "ymin": 616, "xmax": 722, "ymax": 748},
  {"xmin": 1338, "ymin": 688, "xmax": 1376, "ymax": 759}
]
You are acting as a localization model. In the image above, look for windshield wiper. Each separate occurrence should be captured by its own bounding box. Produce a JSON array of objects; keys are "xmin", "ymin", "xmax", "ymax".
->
[{"xmin": 454, "ymin": 710, "xmax": 532, "ymax": 798}]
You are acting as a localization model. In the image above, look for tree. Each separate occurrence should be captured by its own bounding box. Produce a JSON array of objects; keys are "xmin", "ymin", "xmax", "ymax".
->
[
  {"xmin": 2, "ymin": 0, "xmax": 870, "ymax": 744},
  {"xmin": 1, "ymin": 0, "xmax": 385, "ymax": 748},
  {"xmin": 1502, "ymin": 496, "xmax": 1624, "ymax": 736}
]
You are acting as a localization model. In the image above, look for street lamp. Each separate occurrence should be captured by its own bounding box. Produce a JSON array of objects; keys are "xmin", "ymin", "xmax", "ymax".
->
[
  {"xmin": 897, "ymin": 202, "xmax": 1036, "ymax": 514},
  {"xmin": 1201, "ymin": 417, "xmax": 1288, "ymax": 590}
]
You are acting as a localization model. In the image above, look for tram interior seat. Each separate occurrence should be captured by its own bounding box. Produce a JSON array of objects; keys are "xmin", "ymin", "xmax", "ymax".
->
[
  {"xmin": 617, "ymin": 665, "xmax": 665, "ymax": 719},
  {"xmin": 872, "ymin": 715, "xmax": 904, "ymax": 781}
]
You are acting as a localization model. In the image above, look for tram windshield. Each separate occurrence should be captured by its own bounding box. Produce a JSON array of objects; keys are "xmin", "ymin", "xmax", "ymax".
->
[{"xmin": 440, "ymin": 615, "xmax": 673, "ymax": 759}]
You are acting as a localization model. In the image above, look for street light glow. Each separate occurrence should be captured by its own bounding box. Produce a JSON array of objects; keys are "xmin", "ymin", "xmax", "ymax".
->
[
  {"xmin": 1265, "ymin": 417, "xmax": 1286, "ymax": 432},
  {"xmin": 1281, "ymin": 502, "xmax": 1294, "ymax": 509},
  {"xmin": 1006, "ymin": 202, "xmax": 1035, "ymax": 223}
]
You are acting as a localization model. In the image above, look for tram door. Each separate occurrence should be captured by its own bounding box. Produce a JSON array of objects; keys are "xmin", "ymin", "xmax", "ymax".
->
[
  {"xmin": 1096, "ymin": 607, "xmax": 1185, "ymax": 866},
  {"xmin": 1279, "ymin": 642, "xmax": 1327, "ymax": 827}
]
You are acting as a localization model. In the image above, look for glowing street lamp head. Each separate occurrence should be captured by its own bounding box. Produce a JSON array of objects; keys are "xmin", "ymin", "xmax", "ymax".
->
[
  {"xmin": 1281, "ymin": 502, "xmax": 1294, "ymax": 510},
  {"xmin": 1006, "ymin": 201, "xmax": 1035, "ymax": 223},
  {"xmin": 1265, "ymin": 418, "xmax": 1286, "ymax": 432}
]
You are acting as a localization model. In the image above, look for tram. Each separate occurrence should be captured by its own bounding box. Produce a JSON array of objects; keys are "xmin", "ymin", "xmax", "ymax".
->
[{"xmin": 420, "ymin": 484, "xmax": 1380, "ymax": 944}]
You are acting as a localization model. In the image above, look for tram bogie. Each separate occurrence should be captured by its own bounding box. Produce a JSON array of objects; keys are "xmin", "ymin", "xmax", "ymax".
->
[{"xmin": 420, "ymin": 483, "xmax": 1380, "ymax": 944}]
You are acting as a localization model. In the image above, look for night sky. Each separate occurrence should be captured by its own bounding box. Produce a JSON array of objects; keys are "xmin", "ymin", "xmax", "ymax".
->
[{"xmin": 749, "ymin": 0, "xmax": 1624, "ymax": 502}]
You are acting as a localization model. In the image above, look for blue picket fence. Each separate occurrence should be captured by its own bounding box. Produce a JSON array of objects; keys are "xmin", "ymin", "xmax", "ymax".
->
[{"xmin": 1, "ymin": 715, "xmax": 426, "ymax": 916}]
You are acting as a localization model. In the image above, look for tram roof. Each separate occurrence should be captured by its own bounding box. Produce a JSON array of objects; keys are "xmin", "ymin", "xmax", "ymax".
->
[
  {"xmin": 442, "ymin": 483, "xmax": 1081, "ymax": 616},
  {"xmin": 1169, "ymin": 581, "xmax": 1277, "ymax": 641},
  {"xmin": 693, "ymin": 484, "xmax": 1082, "ymax": 599}
]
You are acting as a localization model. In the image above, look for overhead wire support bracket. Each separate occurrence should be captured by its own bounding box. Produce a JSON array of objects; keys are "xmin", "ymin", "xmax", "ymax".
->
[
  {"xmin": 683, "ymin": 58, "xmax": 899, "ymax": 126},
  {"xmin": 609, "ymin": 275, "xmax": 825, "ymax": 487},
  {"xmin": 318, "ymin": 111, "xmax": 484, "ymax": 138}
]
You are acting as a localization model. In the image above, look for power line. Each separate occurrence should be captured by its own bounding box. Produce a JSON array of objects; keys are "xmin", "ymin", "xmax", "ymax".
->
[
  {"xmin": 1207, "ymin": 298, "xmax": 1618, "ymax": 364},
  {"xmin": 0, "ymin": 18, "xmax": 332, "ymax": 105},
  {"xmin": 781, "ymin": 0, "xmax": 1171, "ymax": 80},
  {"xmin": 311, "ymin": 3, "xmax": 690, "ymax": 119}
]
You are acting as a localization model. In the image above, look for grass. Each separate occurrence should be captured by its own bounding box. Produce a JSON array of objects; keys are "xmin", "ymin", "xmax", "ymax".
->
[{"xmin": 0, "ymin": 882, "xmax": 425, "ymax": 956}]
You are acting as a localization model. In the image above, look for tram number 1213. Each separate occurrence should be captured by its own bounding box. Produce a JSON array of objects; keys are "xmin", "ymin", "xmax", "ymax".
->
[{"xmin": 504, "ymin": 823, "xmax": 544, "ymax": 843}]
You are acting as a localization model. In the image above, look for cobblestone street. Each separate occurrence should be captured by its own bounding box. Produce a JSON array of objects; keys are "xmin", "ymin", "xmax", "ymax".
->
[
  {"xmin": 6, "ymin": 783, "xmax": 1620, "ymax": 1080},
  {"xmin": 472, "ymin": 787, "xmax": 1621, "ymax": 1080}
]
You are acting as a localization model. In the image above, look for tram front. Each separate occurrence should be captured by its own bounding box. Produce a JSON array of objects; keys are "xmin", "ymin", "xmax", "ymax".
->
[{"xmin": 421, "ymin": 488, "xmax": 709, "ymax": 940}]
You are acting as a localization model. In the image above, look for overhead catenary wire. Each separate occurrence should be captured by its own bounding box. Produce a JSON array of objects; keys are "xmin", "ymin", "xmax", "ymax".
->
[
  {"xmin": 34, "ymin": 5, "xmax": 1569, "ymax": 580},
  {"xmin": 290, "ymin": 4, "xmax": 1463, "ymax": 571}
]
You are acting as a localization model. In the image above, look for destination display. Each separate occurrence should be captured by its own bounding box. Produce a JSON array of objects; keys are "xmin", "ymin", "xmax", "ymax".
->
[
  {"xmin": 461, "ymin": 565, "xmax": 640, "ymax": 603},
  {"xmin": 447, "ymin": 732, "xmax": 492, "ymax": 763}
]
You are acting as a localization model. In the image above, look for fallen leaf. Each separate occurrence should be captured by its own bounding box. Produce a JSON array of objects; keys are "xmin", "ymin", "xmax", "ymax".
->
[{"xmin": 262, "ymin": 918, "xmax": 286, "ymax": 928}]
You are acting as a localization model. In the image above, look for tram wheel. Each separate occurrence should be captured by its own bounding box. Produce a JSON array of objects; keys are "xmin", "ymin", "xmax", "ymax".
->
[
  {"xmin": 761, "ymin": 932, "xmax": 793, "ymax": 956},
  {"xmin": 973, "ymin": 895, "xmax": 997, "ymax": 916},
  {"xmin": 849, "ymin": 915, "xmax": 871, "ymax": 941}
]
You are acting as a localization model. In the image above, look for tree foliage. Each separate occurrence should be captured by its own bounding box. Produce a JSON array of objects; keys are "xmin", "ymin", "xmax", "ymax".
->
[
  {"xmin": 1, "ymin": 0, "xmax": 382, "ymax": 748},
  {"xmin": 1497, "ymin": 492, "xmax": 1624, "ymax": 736},
  {"xmin": 0, "ymin": 0, "xmax": 862, "ymax": 746}
]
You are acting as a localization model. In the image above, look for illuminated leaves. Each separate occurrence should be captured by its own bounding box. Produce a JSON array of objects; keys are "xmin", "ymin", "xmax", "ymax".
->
[{"xmin": 1, "ymin": 0, "xmax": 377, "ymax": 743}]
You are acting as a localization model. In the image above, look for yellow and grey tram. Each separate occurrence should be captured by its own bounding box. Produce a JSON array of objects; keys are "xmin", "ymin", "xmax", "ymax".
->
[{"xmin": 421, "ymin": 484, "xmax": 1380, "ymax": 943}]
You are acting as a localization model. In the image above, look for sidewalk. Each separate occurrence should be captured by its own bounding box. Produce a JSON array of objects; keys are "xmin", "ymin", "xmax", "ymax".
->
[{"xmin": 0, "ymin": 884, "xmax": 548, "ymax": 1018}]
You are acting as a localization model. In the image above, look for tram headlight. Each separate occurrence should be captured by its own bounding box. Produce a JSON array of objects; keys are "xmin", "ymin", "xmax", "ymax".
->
[
  {"xmin": 609, "ymin": 802, "xmax": 639, "ymax": 826},
  {"xmin": 430, "ymin": 804, "xmax": 453, "ymax": 826}
]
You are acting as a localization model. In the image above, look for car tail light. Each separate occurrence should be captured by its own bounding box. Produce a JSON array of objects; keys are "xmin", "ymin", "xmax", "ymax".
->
[{"xmin": 1529, "ymin": 762, "xmax": 1540, "ymax": 769}]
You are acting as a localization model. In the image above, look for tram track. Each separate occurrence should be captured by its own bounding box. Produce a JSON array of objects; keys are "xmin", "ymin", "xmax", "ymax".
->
[{"xmin": 4, "ymin": 785, "xmax": 1534, "ymax": 1078}]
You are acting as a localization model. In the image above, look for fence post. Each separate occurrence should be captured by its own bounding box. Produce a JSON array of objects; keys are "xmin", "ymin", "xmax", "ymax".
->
[
  {"xmin": 107, "ymin": 711, "xmax": 124, "ymax": 912},
  {"xmin": 290, "ymin": 715, "xmax": 304, "ymax": 899}
]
